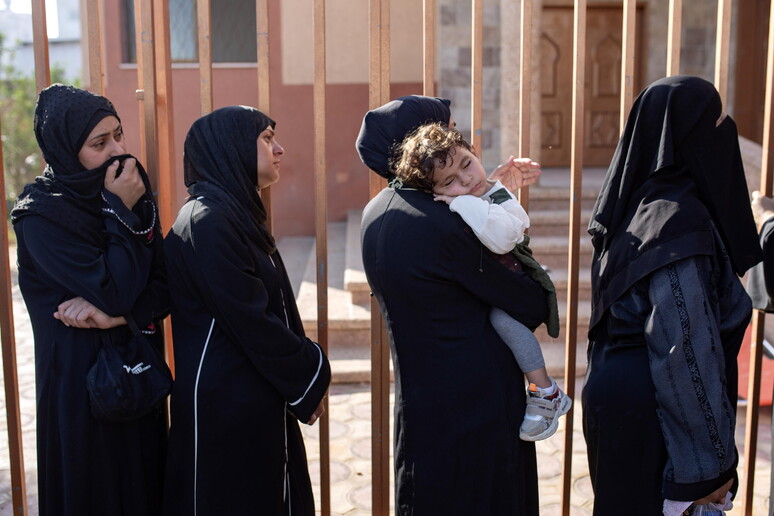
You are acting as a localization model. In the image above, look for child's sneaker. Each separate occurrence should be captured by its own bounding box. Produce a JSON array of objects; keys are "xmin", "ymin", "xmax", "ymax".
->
[{"xmin": 519, "ymin": 382, "xmax": 572, "ymax": 441}]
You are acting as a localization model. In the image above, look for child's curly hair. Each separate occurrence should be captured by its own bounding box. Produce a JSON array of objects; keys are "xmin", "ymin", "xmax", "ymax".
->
[{"xmin": 391, "ymin": 123, "xmax": 473, "ymax": 191}]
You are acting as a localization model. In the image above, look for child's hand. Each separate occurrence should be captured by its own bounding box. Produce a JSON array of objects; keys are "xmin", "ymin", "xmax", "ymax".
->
[
  {"xmin": 433, "ymin": 194, "xmax": 454, "ymax": 204},
  {"xmin": 489, "ymin": 156, "xmax": 541, "ymax": 191}
]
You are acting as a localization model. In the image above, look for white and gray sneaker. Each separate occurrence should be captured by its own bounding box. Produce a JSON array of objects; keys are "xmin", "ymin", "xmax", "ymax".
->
[{"xmin": 519, "ymin": 382, "xmax": 572, "ymax": 441}]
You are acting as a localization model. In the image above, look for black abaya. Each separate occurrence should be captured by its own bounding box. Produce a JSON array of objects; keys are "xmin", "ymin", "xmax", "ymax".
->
[
  {"xmin": 162, "ymin": 106, "xmax": 330, "ymax": 516},
  {"xmin": 12, "ymin": 84, "xmax": 167, "ymax": 516},
  {"xmin": 361, "ymin": 187, "xmax": 547, "ymax": 515}
]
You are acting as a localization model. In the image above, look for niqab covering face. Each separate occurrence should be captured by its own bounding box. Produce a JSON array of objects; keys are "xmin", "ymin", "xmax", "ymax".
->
[
  {"xmin": 183, "ymin": 105, "xmax": 277, "ymax": 254},
  {"xmin": 588, "ymin": 75, "xmax": 762, "ymax": 329},
  {"xmin": 355, "ymin": 95, "xmax": 451, "ymax": 179},
  {"xmin": 12, "ymin": 84, "xmax": 156, "ymax": 244}
]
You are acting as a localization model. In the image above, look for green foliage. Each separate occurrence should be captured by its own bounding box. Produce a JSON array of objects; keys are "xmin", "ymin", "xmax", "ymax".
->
[{"xmin": 0, "ymin": 32, "xmax": 76, "ymax": 201}]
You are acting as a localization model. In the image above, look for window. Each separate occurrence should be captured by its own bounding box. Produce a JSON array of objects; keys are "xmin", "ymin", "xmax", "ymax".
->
[{"xmin": 124, "ymin": 0, "xmax": 257, "ymax": 64}]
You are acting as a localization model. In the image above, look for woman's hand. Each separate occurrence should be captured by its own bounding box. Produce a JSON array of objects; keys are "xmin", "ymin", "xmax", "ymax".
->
[
  {"xmin": 693, "ymin": 478, "xmax": 733, "ymax": 506},
  {"xmin": 489, "ymin": 156, "xmax": 541, "ymax": 191},
  {"xmin": 307, "ymin": 397, "xmax": 326, "ymax": 425},
  {"xmin": 104, "ymin": 157, "xmax": 145, "ymax": 210},
  {"xmin": 54, "ymin": 297, "xmax": 127, "ymax": 329},
  {"xmin": 751, "ymin": 191, "xmax": 774, "ymax": 231}
]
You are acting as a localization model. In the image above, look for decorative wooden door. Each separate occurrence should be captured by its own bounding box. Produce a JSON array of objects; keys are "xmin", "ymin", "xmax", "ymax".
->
[{"xmin": 541, "ymin": 5, "xmax": 643, "ymax": 166}]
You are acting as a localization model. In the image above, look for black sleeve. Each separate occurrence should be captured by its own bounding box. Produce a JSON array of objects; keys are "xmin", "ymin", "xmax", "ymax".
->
[
  {"xmin": 761, "ymin": 218, "xmax": 774, "ymax": 298},
  {"xmin": 19, "ymin": 214, "xmax": 154, "ymax": 316},
  {"xmin": 645, "ymin": 257, "xmax": 741, "ymax": 501},
  {"xmin": 746, "ymin": 217, "xmax": 774, "ymax": 311},
  {"xmin": 186, "ymin": 206, "xmax": 329, "ymax": 423},
  {"xmin": 444, "ymin": 222, "xmax": 549, "ymax": 330}
]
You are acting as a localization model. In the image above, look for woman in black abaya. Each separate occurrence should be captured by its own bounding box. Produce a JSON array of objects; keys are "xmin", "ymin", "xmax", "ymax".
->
[
  {"xmin": 583, "ymin": 75, "xmax": 763, "ymax": 514},
  {"xmin": 356, "ymin": 96, "xmax": 546, "ymax": 515},
  {"xmin": 162, "ymin": 106, "xmax": 330, "ymax": 515},
  {"xmin": 12, "ymin": 84, "xmax": 168, "ymax": 515}
]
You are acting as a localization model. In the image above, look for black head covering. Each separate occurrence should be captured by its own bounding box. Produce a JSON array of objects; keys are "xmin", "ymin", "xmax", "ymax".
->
[
  {"xmin": 355, "ymin": 95, "xmax": 452, "ymax": 179},
  {"xmin": 184, "ymin": 105, "xmax": 277, "ymax": 254},
  {"xmin": 12, "ymin": 84, "xmax": 157, "ymax": 244},
  {"xmin": 588, "ymin": 75, "xmax": 762, "ymax": 330}
]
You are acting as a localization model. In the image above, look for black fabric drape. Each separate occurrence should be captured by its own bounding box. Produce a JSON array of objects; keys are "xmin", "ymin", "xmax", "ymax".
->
[
  {"xmin": 13, "ymin": 84, "xmax": 168, "ymax": 516},
  {"xmin": 588, "ymin": 75, "xmax": 762, "ymax": 330},
  {"xmin": 355, "ymin": 95, "xmax": 451, "ymax": 179},
  {"xmin": 184, "ymin": 105, "xmax": 277, "ymax": 253}
]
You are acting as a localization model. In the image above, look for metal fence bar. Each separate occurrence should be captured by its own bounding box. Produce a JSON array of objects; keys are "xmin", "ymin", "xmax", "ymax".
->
[
  {"xmin": 561, "ymin": 1, "xmax": 586, "ymax": 514},
  {"xmin": 471, "ymin": 0, "xmax": 483, "ymax": 152},
  {"xmin": 151, "ymin": 0, "xmax": 177, "ymax": 373},
  {"xmin": 369, "ymin": 0, "xmax": 390, "ymax": 512},
  {"xmin": 84, "ymin": 0, "xmax": 104, "ymax": 94},
  {"xmin": 31, "ymin": 0, "xmax": 50, "ymax": 92},
  {"xmin": 0, "ymin": 119, "xmax": 27, "ymax": 516},
  {"xmin": 666, "ymin": 0, "xmax": 682, "ymax": 76},
  {"xmin": 256, "ymin": 0, "xmax": 273, "ymax": 231},
  {"xmin": 423, "ymin": 0, "xmax": 436, "ymax": 97},
  {"xmin": 312, "ymin": 0, "xmax": 331, "ymax": 513},
  {"xmin": 714, "ymin": 0, "xmax": 732, "ymax": 104},
  {"xmin": 742, "ymin": 4, "xmax": 774, "ymax": 513},
  {"xmin": 151, "ymin": 0, "xmax": 176, "ymax": 234},
  {"xmin": 134, "ymin": 0, "xmax": 158, "ymax": 181},
  {"xmin": 197, "ymin": 0, "xmax": 213, "ymax": 115},
  {"xmin": 620, "ymin": 0, "xmax": 636, "ymax": 133},
  {"xmin": 518, "ymin": 0, "xmax": 532, "ymax": 211}
]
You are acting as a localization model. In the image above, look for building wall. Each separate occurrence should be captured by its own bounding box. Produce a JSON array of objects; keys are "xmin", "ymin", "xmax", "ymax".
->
[
  {"xmin": 103, "ymin": 0, "xmax": 425, "ymax": 238},
  {"xmin": 95, "ymin": 0, "xmax": 741, "ymax": 237},
  {"xmin": 0, "ymin": 0, "xmax": 82, "ymax": 81}
]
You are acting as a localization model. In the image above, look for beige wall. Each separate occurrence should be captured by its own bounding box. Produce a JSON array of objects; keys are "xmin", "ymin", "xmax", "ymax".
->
[{"xmin": 281, "ymin": 0, "xmax": 424, "ymax": 85}]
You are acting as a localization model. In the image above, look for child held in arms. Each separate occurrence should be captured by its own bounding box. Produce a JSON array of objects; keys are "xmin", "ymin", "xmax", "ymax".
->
[{"xmin": 392, "ymin": 122, "xmax": 571, "ymax": 441}]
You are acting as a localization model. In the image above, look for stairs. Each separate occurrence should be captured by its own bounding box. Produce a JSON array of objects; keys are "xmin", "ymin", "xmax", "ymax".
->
[{"xmin": 279, "ymin": 167, "xmax": 608, "ymax": 383}]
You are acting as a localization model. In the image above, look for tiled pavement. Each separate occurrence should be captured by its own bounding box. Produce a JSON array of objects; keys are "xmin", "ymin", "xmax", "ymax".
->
[{"xmin": 0, "ymin": 251, "xmax": 772, "ymax": 515}]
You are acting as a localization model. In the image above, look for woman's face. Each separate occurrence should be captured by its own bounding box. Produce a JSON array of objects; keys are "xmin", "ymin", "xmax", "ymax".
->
[
  {"xmin": 77, "ymin": 116, "xmax": 126, "ymax": 170},
  {"xmin": 256, "ymin": 126, "xmax": 285, "ymax": 189}
]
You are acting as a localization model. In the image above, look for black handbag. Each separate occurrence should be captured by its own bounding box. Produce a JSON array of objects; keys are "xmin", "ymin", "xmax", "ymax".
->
[{"xmin": 86, "ymin": 318, "xmax": 173, "ymax": 422}]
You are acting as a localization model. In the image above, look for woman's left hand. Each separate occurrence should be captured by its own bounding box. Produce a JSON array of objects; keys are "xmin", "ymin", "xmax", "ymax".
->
[
  {"xmin": 54, "ymin": 296, "xmax": 127, "ymax": 329},
  {"xmin": 307, "ymin": 397, "xmax": 326, "ymax": 425},
  {"xmin": 489, "ymin": 156, "xmax": 541, "ymax": 191},
  {"xmin": 693, "ymin": 478, "xmax": 733, "ymax": 506}
]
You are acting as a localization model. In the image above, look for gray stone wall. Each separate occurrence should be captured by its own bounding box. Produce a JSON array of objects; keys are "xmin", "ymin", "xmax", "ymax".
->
[{"xmin": 435, "ymin": 0, "xmax": 735, "ymax": 170}]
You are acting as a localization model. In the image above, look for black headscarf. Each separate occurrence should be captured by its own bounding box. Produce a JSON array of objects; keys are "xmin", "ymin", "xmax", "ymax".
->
[
  {"xmin": 588, "ymin": 75, "xmax": 762, "ymax": 329},
  {"xmin": 355, "ymin": 95, "xmax": 451, "ymax": 179},
  {"xmin": 12, "ymin": 84, "xmax": 156, "ymax": 244},
  {"xmin": 183, "ymin": 105, "xmax": 277, "ymax": 254}
]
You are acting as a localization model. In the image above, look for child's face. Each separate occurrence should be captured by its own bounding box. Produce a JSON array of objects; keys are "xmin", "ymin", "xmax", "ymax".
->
[{"xmin": 431, "ymin": 146, "xmax": 488, "ymax": 198}]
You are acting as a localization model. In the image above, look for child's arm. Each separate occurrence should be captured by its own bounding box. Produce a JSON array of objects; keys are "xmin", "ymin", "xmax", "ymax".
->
[{"xmin": 438, "ymin": 190, "xmax": 529, "ymax": 254}]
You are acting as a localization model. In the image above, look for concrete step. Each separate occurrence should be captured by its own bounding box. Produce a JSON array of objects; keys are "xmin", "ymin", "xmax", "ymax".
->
[
  {"xmin": 527, "ymin": 187, "xmax": 600, "ymax": 211},
  {"xmin": 293, "ymin": 222, "xmax": 371, "ymax": 348},
  {"xmin": 548, "ymin": 267, "xmax": 592, "ymax": 303},
  {"xmin": 277, "ymin": 236, "xmax": 316, "ymax": 298},
  {"xmin": 343, "ymin": 210, "xmax": 370, "ymax": 305},
  {"xmin": 527, "ymin": 209, "xmax": 592, "ymax": 237},
  {"xmin": 528, "ymin": 235, "xmax": 595, "ymax": 270}
]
